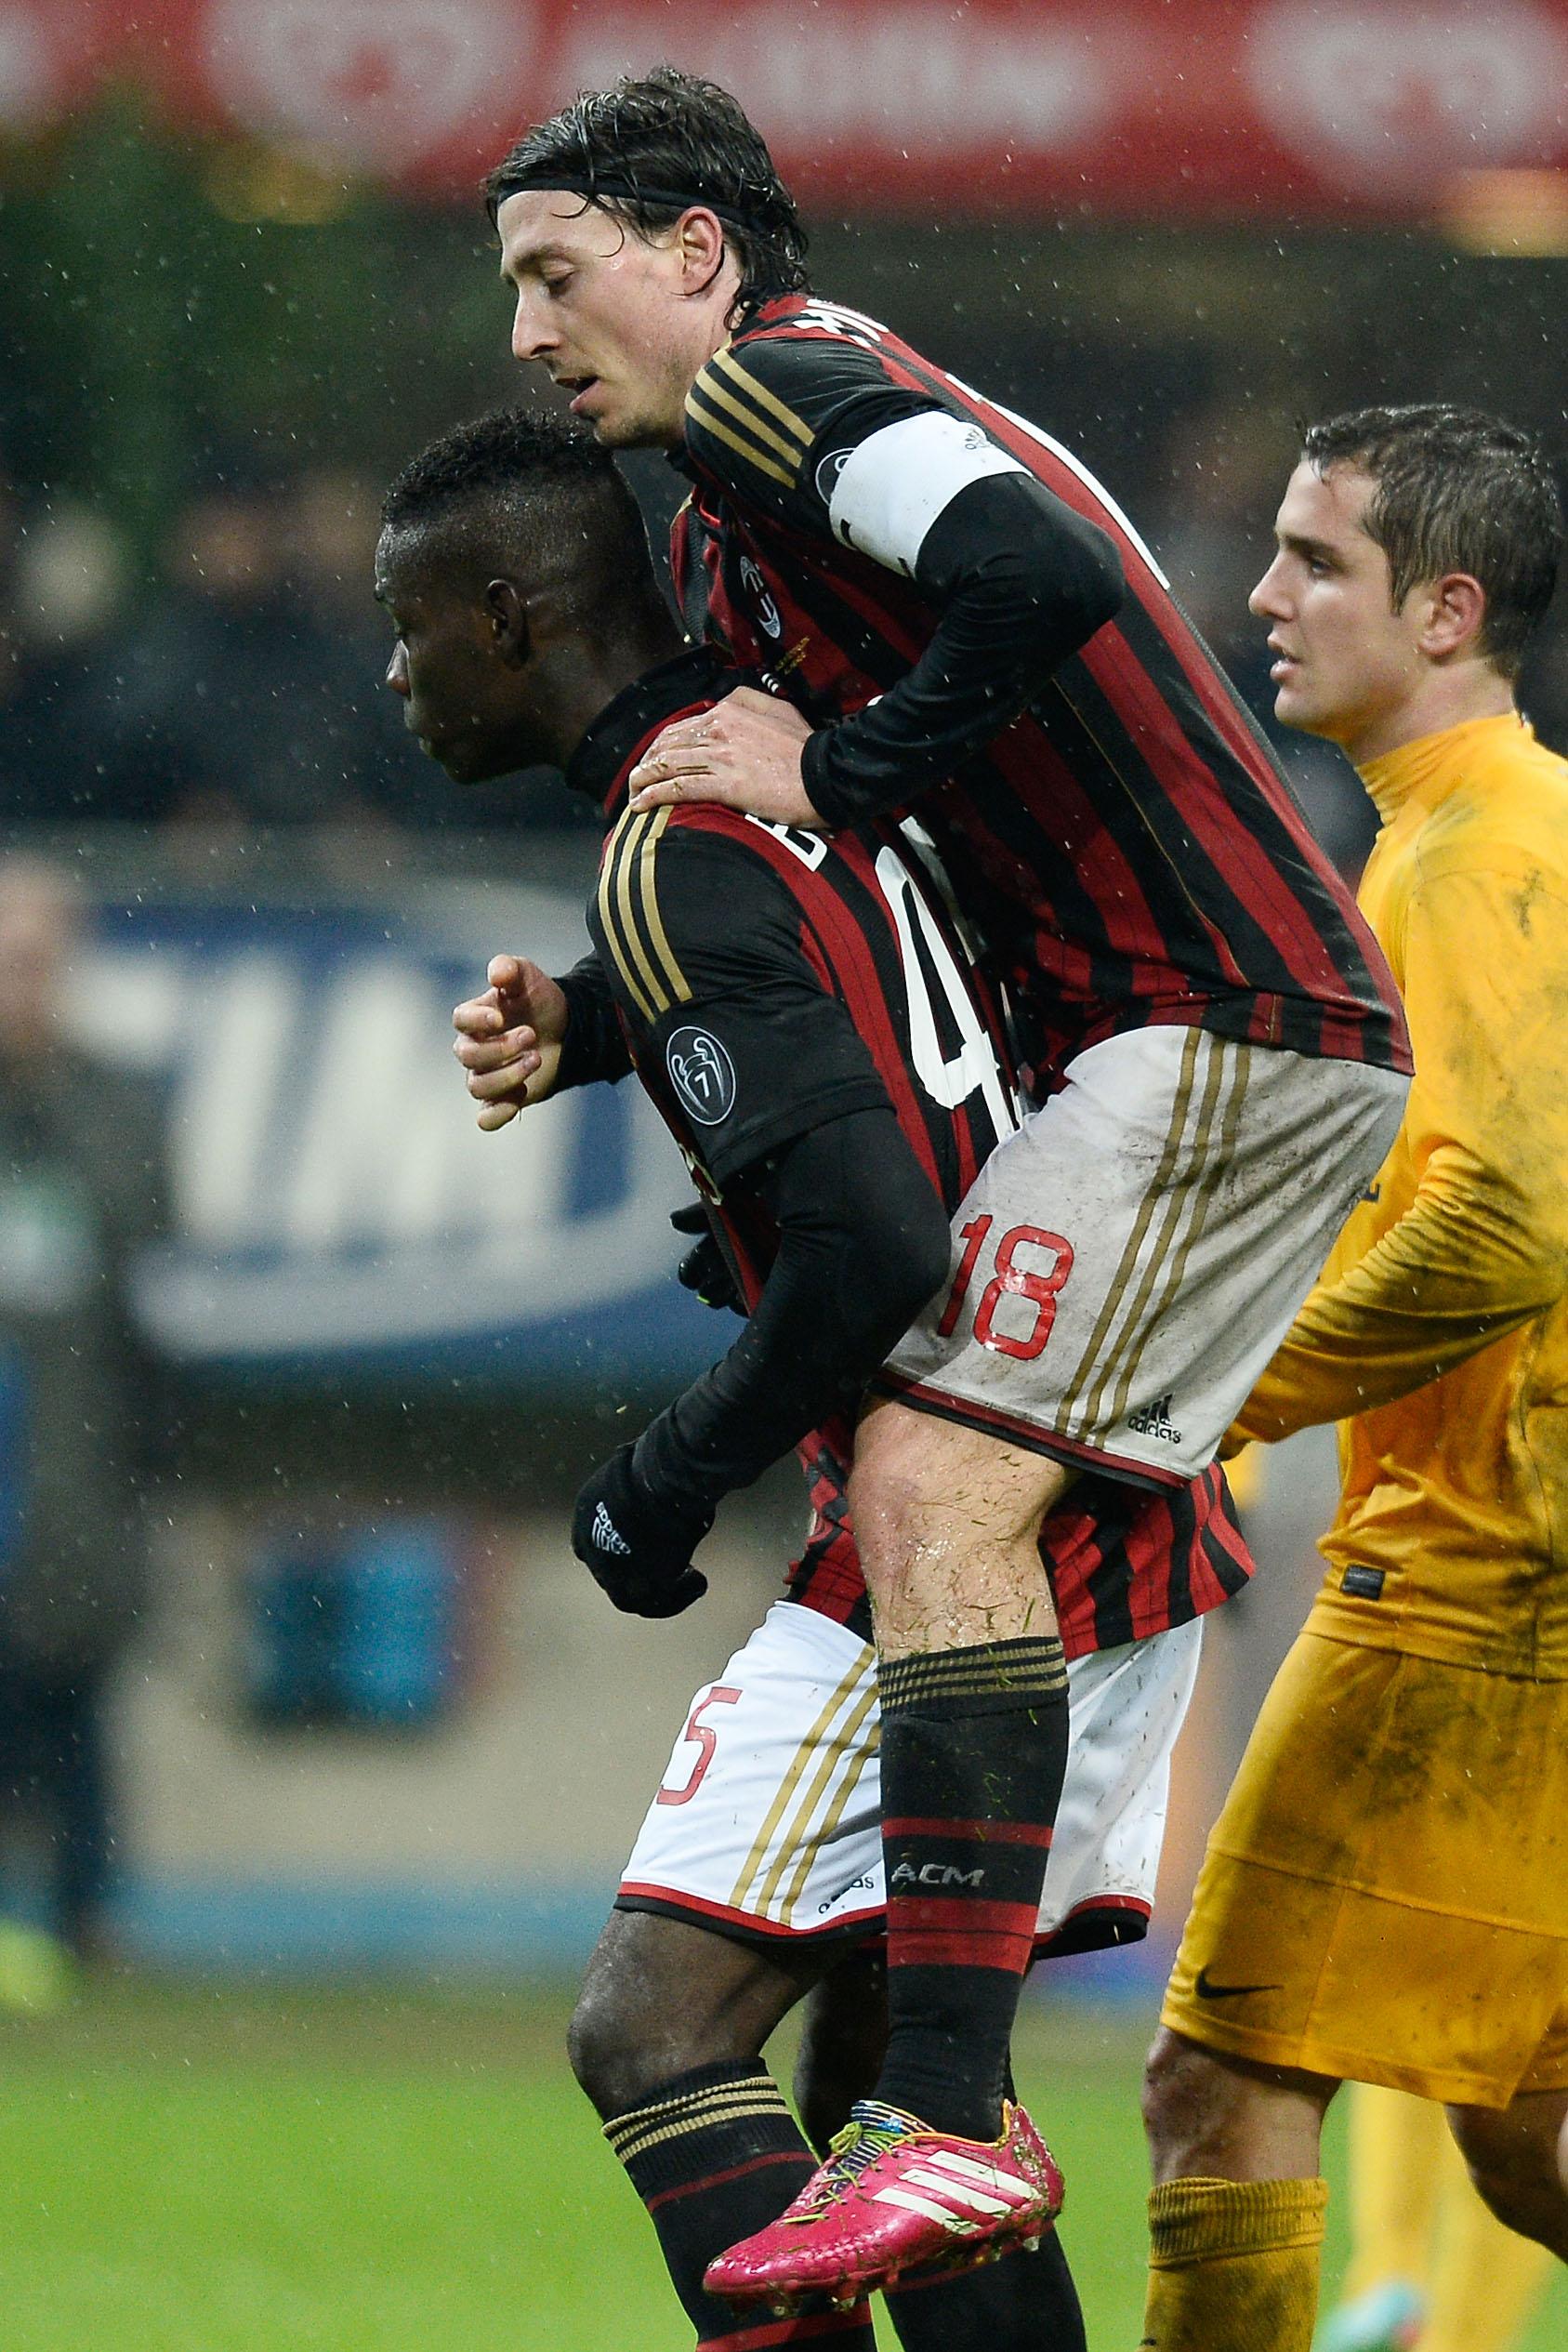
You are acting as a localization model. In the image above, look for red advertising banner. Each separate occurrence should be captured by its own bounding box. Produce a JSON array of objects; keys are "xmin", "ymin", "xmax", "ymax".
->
[{"xmin": 9, "ymin": 0, "xmax": 1568, "ymax": 219}]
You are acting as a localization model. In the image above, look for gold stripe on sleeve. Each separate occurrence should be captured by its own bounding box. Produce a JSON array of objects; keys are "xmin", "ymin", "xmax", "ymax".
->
[
  {"xmin": 710, "ymin": 348, "xmax": 813, "ymax": 447},
  {"xmin": 613, "ymin": 813, "xmax": 675, "ymax": 1017},
  {"xmin": 596, "ymin": 812, "xmax": 660, "ymax": 1024},
  {"xmin": 685, "ymin": 387, "xmax": 797, "ymax": 490},
  {"xmin": 632, "ymin": 807, "xmax": 692, "ymax": 1011},
  {"xmin": 697, "ymin": 357, "xmax": 811, "ymax": 466}
]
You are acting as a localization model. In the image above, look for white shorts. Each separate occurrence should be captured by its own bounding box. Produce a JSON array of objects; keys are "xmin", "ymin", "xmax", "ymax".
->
[
  {"xmin": 878, "ymin": 1026, "xmax": 1406, "ymax": 1486},
  {"xmin": 617, "ymin": 1600, "xmax": 1204, "ymax": 1953}
]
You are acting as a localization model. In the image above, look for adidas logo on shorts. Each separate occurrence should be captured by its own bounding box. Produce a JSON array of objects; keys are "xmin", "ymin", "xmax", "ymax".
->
[
  {"xmin": 1127, "ymin": 1391, "xmax": 1182, "ymax": 1443},
  {"xmin": 592, "ymin": 1503, "xmax": 631, "ymax": 1556}
]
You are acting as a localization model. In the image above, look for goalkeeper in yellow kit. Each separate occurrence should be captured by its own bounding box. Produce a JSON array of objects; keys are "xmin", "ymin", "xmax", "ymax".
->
[{"xmin": 1140, "ymin": 405, "xmax": 1568, "ymax": 2352}]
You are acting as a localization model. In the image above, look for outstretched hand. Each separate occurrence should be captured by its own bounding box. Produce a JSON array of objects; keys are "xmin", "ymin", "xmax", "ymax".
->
[
  {"xmin": 628, "ymin": 686, "xmax": 823, "ymax": 826},
  {"xmin": 451, "ymin": 955, "xmax": 568, "ymax": 1130}
]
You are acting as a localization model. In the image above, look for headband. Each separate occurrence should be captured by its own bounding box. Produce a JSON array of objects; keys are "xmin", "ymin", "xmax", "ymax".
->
[{"xmin": 500, "ymin": 173, "xmax": 765, "ymax": 233}]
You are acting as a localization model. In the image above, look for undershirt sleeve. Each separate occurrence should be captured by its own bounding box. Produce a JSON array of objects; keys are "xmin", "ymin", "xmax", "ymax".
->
[
  {"xmin": 684, "ymin": 335, "xmax": 1124, "ymax": 826},
  {"xmin": 632, "ymin": 1104, "xmax": 953, "ymax": 1514},
  {"xmin": 554, "ymin": 952, "xmax": 632, "ymax": 1090},
  {"xmin": 802, "ymin": 468, "xmax": 1125, "ymax": 825}
]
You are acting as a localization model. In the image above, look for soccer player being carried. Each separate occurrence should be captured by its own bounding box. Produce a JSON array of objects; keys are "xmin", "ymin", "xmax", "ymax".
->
[
  {"xmin": 478, "ymin": 69, "xmax": 1411, "ymax": 2310},
  {"xmin": 1140, "ymin": 406, "xmax": 1568, "ymax": 2352},
  {"xmin": 379, "ymin": 406, "xmax": 1257, "ymax": 2350}
]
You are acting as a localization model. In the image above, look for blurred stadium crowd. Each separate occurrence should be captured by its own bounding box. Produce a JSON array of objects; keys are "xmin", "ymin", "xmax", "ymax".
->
[
  {"xmin": 6, "ymin": 406, "xmax": 1566, "ymax": 876},
  {"xmin": 0, "ymin": 456, "xmax": 549, "ymax": 853}
]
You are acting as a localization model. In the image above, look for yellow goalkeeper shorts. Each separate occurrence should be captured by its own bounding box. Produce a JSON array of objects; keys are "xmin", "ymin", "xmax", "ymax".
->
[{"xmin": 1164, "ymin": 1631, "xmax": 1568, "ymax": 2107}]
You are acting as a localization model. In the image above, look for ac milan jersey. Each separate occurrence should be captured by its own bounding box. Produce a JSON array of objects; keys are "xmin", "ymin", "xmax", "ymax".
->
[
  {"xmin": 572, "ymin": 650, "xmax": 1253, "ymax": 1653},
  {"xmin": 674, "ymin": 295, "xmax": 1411, "ymax": 1090}
]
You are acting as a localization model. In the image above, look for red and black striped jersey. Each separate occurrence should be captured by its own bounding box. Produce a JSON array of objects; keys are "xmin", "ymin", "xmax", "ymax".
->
[
  {"xmin": 574, "ymin": 651, "xmax": 1253, "ymax": 1654},
  {"xmin": 674, "ymin": 294, "xmax": 1411, "ymax": 1091}
]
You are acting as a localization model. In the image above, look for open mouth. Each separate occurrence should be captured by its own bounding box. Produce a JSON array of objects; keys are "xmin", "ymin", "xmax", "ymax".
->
[{"xmin": 560, "ymin": 376, "xmax": 600, "ymax": 414}]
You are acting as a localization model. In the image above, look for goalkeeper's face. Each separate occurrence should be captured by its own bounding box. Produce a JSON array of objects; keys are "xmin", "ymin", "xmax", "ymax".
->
[{"xmin": 1249, "ymin": 461, "xmax": 1430, "ymax": 762}]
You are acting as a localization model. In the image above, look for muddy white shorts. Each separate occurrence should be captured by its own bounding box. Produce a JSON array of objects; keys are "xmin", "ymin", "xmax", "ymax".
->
[
  {"xmin": 616, "ymin": 1599, "xmax": 1203, "ymax": 1953},
  {"xmin": 876, "ymin": 1025, "xmax": 1407, "ymax": 1487}
]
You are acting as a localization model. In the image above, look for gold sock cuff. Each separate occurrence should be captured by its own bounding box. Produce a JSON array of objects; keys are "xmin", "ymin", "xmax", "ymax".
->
[
  {"xmin": 878, "ymin": 1636, "xmax": 1067, "ymax": 1711},
  {"xmin": 603, "ymin": 2072, "xmax": 788, "ymax": 2160},
  {"xmin": 1149, "ymin": 2175, "xmax": 1329, "ymax": 2266}
]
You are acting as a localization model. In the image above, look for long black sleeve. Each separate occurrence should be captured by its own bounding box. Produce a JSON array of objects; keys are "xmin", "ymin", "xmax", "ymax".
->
[
  {"xmin": 630, "ymin": 1105, "xmax": 951, "ymax": 1517},
  {"xmin": 553, "ymin": 951, "xmax": 633, "ymax": 1090},
  {"xmin": 800, "ymin": 470, "xmax": 1123, "ymax": 826}
]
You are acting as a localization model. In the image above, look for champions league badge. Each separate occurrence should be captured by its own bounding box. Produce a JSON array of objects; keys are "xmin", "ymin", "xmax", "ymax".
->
[{"xmin": 665, "ymin": 1027, "xmax": 738, "ymax": 1126}]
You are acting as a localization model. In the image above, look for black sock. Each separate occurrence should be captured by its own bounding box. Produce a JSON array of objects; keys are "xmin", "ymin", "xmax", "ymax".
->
[
  {"xmin": 886, "ymin": 2229, "xmax": 1087, "ymax": 2351},
  {"xmin": 605, "ymin": 2060, "xmax": 877, "ymax": 2348},
  {"xmin": 876, "ymin": 1636, "xmax": 1069, "ymax": 2140}
]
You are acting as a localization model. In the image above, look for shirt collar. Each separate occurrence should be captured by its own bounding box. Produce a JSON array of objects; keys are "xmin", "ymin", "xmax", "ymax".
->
[
  {"xmin": 1358, "ymin": 711, "xmax": 1531, "ymax": 827},
  {"xmin": 562, "ymin": 647, "xmax": 724, "ymax": 819}
]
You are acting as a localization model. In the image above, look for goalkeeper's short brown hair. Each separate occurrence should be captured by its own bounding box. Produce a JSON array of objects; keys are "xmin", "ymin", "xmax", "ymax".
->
[{"xmin": 1301, "ymin": 405, "xmax": 1561, "ymax": 679}]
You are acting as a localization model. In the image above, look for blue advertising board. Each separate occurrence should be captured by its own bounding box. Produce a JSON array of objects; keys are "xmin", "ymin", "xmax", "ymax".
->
[{"xmin": 94, "ymin": 883, "xmax": 721, "ymax": 1387}]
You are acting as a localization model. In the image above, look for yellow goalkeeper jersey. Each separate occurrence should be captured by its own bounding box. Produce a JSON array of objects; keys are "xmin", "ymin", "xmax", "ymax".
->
[{"xmin": 1235, "ymin": 712, "xmax": 1568, "ymax": 1677}]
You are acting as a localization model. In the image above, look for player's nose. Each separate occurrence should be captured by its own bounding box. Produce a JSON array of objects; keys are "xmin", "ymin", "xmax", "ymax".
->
[
  {"xmin": 1248, "ymin": 559, "xmax": 1287, "ymax": 619},
  {"xmin": 510, "ymin": 289, "xmax": 556, "ymax": 363}
]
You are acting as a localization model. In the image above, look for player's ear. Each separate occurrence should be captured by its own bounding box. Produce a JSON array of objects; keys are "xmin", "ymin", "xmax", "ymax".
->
[
  {"xmin": 678, "ymin": 205, "xmax": 729, "ymax": 290},
  {"xmin": 484, "ymin": 577, "xmax": 531, "ymax": 667},
  {"xmin": 1418, "ymin": 571, "xmax": 1487, "ymax": 662}
]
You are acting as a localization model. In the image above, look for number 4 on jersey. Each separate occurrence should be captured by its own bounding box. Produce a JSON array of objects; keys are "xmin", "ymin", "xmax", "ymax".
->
[{"xmin": 873, "ymin": 843, "xmax": 1017, "ymax": 1137}]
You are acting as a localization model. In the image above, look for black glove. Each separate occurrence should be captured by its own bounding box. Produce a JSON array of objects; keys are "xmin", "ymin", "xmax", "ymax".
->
[
  {"xmin": 670, "ymin": 1201, "xmax": 743, "ymax": 1315},
  {"xmin": 571, "ymin": 1443, "xmax": 712, "ymax": 1618}
]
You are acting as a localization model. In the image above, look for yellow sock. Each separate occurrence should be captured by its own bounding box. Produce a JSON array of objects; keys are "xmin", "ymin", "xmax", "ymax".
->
[
  {"xmin": 1339, "ymin": 2082, "xmax": 1445, "ymax": 2304},
  {"xmin": 1142, "ymin": 2174, "xmax": 1329, "ymax": 2352},
  {"xmin": 1417, "ymin": 2130, "xmax": 1557, "ymax": 2352}
]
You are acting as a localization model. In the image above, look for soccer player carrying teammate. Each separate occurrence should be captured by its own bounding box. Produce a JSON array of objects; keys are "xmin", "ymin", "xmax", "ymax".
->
[
  {"xmin": 1140, "ymin": 406, "xmax": 1568, "ymax": 2352},
  {"xmin": 379, "ymin": 406, "xmax": 1255, "ymax": 2348},
  {"xmin": 478, "ymin": 69, "xmax": 1411, "ymax": 2306}
]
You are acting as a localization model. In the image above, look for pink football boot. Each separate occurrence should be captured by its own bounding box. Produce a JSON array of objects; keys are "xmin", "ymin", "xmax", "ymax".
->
[{"xmin": 704, "ymin": 2097, "xmax": 1063, "ymax": 2315}]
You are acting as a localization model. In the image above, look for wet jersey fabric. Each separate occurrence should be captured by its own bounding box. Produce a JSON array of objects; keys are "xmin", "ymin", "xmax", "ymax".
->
[
  {"xmin": 673, "ymin": 294, "xmax": 1410, "ymax": 1090},
  {"xmin": 571, "ymin": 654, "xmax": 1253, "ymax": 1653},
  {"xmin": 1235, "ymin": 714, "xmax": 1568, "ymax": 1678}
]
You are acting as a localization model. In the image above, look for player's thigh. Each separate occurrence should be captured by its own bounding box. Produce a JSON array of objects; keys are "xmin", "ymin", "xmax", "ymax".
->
[
  {"xmin": 877, "ymin": 1027, "xmax": 1405, "ymax": 1489},
  {"xmin": 569, "ymin": 1906, "xmax": 831, "ymax": 2115},
  {"xmin": 849, "ymin": 1394, "xmax": 1073, "ymax": 1566}
]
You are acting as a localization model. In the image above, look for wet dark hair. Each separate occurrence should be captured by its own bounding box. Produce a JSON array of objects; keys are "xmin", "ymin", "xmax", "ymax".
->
[
  {"xmin": 1302, "ymin": 404, "xmax": 1561, "ymax": 678},
  {"xmin": 383, "ymin": 406, "xmax": 613, "ymax": 532},
  {"xmin": 380, "ymin": 407, "xmax": 657, "ymax": 616},
  {"xmin": 482, "ymin": 66, "xmax": 810, "ymax": 319}
]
